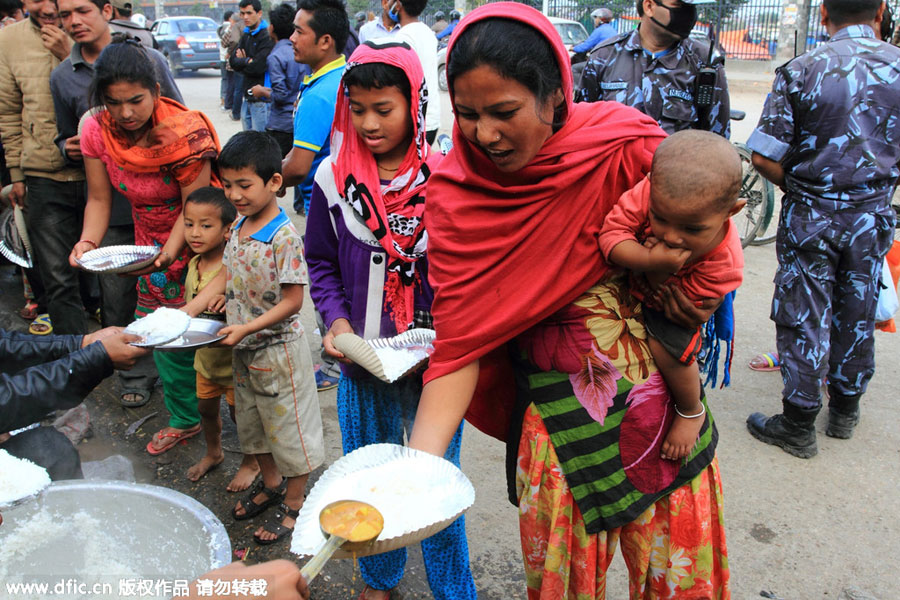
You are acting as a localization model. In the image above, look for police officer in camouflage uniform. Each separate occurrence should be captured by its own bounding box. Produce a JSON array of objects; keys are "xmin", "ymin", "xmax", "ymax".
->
[
  {"xmin": 746, "ymin": 0, "xmax": 900, "ymax": 458},
  {"xmin": 577, "ymin": 0, "xmax": 729, "ymax": 137}
]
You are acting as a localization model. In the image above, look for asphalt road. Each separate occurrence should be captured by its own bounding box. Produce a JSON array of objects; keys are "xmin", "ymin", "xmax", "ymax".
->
[{"xmin": 3, "ymin": 64, "xmax": 895, "ymax": 599}]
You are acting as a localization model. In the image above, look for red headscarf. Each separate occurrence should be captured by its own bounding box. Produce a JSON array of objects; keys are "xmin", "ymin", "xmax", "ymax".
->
[
  {"xmin": 424, "ymin": 3, "xmax": 666, "ymax": 438},
  {"xmin": 330, "ymin": 40, "xmax": 439, "ymax": 332}
]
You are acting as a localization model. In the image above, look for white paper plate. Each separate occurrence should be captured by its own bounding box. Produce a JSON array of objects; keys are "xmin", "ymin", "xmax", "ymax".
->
[
  {"xmin": 125, "ymin": 307, "xmax": 191, "ymax": 347},
  {"xmin": 76, "ymin": 245, "xmax": 159, "ymax": 274},
  {"xmin": 332, "ymin": 329, "xmax": 435, "ymax": 383},
  {"xmin": 155, "ymin": 318, "xmax": 226, "ymax": 351},
  {"xmin": 291, "ymin": 443, "xmax": 474, "ymax": 559}
]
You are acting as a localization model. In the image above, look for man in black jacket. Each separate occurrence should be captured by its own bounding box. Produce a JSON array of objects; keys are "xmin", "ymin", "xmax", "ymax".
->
[
  {"xmin": 230, "ymin": 0, "xmax": 274, "ymax": 132},
  {"xmin": 1, "ymin": 327, "xmax": 147, "ymax": 479}
]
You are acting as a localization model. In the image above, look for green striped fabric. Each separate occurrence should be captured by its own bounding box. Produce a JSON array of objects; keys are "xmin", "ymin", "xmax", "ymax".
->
[{"xmin": 519, "ymin": 362, "xmax": 718, "ymax": 534}]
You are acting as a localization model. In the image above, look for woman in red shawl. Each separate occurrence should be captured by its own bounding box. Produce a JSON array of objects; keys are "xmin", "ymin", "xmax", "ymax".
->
[
  {"xmin": 409, "ymin": 4, "xmax": 730, "ymax": 598},
  {"xmin": 69, "ymin": 39, "xmax": 219, "ymax": 456}
]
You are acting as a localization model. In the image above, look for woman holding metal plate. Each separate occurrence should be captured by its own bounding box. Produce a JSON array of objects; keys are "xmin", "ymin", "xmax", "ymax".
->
[{"xmin": 69, "ymin": 39, "xmax": 219, "ymax": 455}]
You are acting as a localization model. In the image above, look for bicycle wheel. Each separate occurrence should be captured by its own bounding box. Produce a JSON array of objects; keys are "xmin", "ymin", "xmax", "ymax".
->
[
  {"xmin": 749, "ymin": 192, "xmax": 780, "ymax": 245},
  {"xmin": 732, "ymin": 143, "xmax": 769, "ymax": 247}
]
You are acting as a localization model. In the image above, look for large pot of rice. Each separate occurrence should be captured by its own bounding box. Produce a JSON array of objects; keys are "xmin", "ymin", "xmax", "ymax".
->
[{"xmin": 0, "ymin": 480, "xmax": 231, "ymax": 599}]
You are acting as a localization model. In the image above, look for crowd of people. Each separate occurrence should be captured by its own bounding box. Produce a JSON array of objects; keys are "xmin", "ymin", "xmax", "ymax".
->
[{"xmin": 1, "ymin": 0, "xmax": 898, "ymax": 598}]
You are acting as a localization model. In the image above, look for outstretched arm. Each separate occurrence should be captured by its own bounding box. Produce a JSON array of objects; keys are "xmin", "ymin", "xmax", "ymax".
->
[
  {"xmin": 408, "ymin": 361, "xmax": 479, "ymax": 457},
  {"xmin": 0, "ymin": 329, "xmax": 147, "ymax": 432}
]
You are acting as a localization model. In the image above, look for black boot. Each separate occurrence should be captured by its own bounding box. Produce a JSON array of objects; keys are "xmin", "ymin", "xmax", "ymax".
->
[
  {"xmin": 826, "ymin": 391, "xmax": 860, "ymax": 439},
  {"xmin": 746, "ymin": 401, "xmax": 819, "ymax": 458}
]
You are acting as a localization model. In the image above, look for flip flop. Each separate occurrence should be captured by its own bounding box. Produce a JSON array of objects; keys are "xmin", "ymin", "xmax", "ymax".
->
[
  {"xmin": 28, "ymin": 313, "xmax": 52, "ymax": 335},
  {"xmin": 315, "ymin": 368, "xmax": 339, "ymax": 392},
  {"xmin": 146, "ymin": 425, "xmax": 201, "ymax": 455},
  {"xmin": 18, "ymin": 300, "xmax": 38, "ymax": 321},
  {"xmin": 358, "ymin": 586, "xmax": 391, "ymax": 600},
  {"xmin": 748, "ymin": 352, "xmax": 781, "ymax": 372}
]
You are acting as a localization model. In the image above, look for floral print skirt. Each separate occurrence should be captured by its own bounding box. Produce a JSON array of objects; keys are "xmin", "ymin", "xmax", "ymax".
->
[{"xmin": 516, "ymin": 404, "xmax": 730, "ymax": 600}]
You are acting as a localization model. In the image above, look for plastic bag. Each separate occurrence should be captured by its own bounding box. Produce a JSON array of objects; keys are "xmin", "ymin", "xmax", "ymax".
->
[
  {"xmin": 875, "ymin": 255, "xmax": 899, "ymax": 323},
  {"xmin": 876, "ymin": 240, "xmax": 900, "ymax": 332}
]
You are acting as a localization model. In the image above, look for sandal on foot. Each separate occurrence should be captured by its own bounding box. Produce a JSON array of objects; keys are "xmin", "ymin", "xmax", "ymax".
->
[
  {"xmin": 28, "ymin": 314, "xmax": 52, "ymax": 335},
  {"xmin": 254, "ymin": 502, "xmax": 300, "ymax": 545},
  {"xmin": 145, "ymin": 425, "xmax": 201, "ymax": 455},
  {"xmin": 315, "ymin": 368, "xmax": 339, "ymax": 392},
  {"xmin": 19, "ymin": 300, "xmax": 39, "ymax": 320},
  {"xmin": 232, "ymin": 478, "xmax": 286, "ymax": 521},
  {"xmin": 120, "ymin": 386, "xmax": 152, "ymax": 408},
  {"xmin": 748, "ymin": 352, "xmax": 781, "ymax": 372},
  {"xmin": 357, "ymin": 586, "xmax": 391, "ymax": 600}
]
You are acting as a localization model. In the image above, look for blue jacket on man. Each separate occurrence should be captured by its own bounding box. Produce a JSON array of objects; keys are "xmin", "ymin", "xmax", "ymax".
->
[{"xmin": 572, "ymin": 21, "xmax": 617, "ymax": 54}]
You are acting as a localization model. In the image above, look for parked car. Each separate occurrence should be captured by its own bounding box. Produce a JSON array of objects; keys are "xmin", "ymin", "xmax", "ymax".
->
[
  {"xmin": 436, "ymin": 17, "xmax": 588, "ymax": 91},
  {"xmin": 150, "ymin": 16, "xmax": 221, "ymax": 75}
]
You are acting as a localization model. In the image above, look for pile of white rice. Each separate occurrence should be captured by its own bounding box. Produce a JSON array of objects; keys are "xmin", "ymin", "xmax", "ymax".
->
[
  {"xmin": 124, "ymin": 307, "xmax": 190, "ymax": 344},
  {"xmin": 0, "ymin": 449, "xmax": 50, "ymax": 506}
]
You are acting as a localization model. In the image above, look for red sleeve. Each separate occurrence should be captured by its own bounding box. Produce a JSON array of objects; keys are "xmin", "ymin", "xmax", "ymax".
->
[
  {"xmin": 598, "ymin": 175, "xmax": 651, "ymax": 260},
  {"xmin": 678, "ymin": 220, "xmax": 745, "ymax": 300}
]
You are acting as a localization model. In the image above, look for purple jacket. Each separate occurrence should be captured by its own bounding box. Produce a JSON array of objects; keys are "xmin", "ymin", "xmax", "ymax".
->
[{"xmin": 305, "ymin": 156, "xmax": 434, "ymax": 379}]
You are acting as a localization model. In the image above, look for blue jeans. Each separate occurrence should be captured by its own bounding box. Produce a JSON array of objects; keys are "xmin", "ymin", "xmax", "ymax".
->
[
  {"xmin": 231, "ymin": 74, "xmax": 244, "ymax": 120},
  {"xmin": 241, "ymin": 100, "xmax": 271, "ymax": 132},
  {"xmin": 223, "ymin": 69, "xmax": 235, "ymax": 110}
]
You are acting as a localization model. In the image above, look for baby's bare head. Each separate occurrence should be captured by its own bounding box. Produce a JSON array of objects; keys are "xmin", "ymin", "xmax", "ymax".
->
[{"xmin": 650, "ymin": 130, "xmax": 742, "ymax": 216}]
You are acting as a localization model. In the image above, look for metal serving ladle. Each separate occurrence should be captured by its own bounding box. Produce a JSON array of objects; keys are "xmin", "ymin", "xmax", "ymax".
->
[{"xmin": 299, "ymin": 500, "xmax": 384, "ymax": 583}]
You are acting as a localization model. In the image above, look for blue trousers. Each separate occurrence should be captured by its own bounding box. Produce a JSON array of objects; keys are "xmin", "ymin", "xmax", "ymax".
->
[
  {"xmin": 772, "ymin": 197, "xmax": 894, "ymax": 409},
  {"xmin": 336, "ymin": 375, "xmax": 477, "ymax": 599},
  {"xmin": 231, "ymin": 74, "xmax": 244, "ymax": 120},
  {"xmin": 241, "ymin": 100, "xmax": 270, "ymax": 132}
]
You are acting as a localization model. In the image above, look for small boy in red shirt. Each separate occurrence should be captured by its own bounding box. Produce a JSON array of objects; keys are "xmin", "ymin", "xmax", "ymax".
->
[{"xmin": 599, "ymin": 130, "xmax": 745, "ymax": 461}]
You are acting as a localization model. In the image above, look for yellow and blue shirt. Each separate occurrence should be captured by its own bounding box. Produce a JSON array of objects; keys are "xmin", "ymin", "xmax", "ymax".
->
[{"xmin": 292, "ymin": 55, "xmax": 346, "ymax": 210}]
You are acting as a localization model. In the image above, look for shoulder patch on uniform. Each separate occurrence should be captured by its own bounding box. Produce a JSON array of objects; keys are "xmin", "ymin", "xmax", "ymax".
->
[{"xmin": 600, "ymin": 81, "xmax": 628, "ymax": 91}]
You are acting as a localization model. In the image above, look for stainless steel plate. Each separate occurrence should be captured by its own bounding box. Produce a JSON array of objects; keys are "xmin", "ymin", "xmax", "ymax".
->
[
  {"xmin": 155, "ymin": 318, "xmax": 227, "ymax": 351},
  {"xmin": 76, "ymin": 245, "xmax": 159, "ymax": 274}
]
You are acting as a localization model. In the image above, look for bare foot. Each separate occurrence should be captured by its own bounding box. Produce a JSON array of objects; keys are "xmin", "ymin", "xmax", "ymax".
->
[
  {"xmin": 187, "ymin": 453, "xmax": 225, "ymax": 481},
  {"xmin": 254, "ymin": 499, "xmax": 302, "ymax": 543},
  {"xmin": 227, "ymin": 455, "xmax": 261, "ymax": 492},
  {"xmin": 661, "ymin": 412, "xmax": 704, "ymax": 461}
]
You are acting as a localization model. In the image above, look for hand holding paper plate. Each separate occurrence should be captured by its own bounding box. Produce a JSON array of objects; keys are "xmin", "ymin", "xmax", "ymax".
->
[{"xmin": 331, "ymin": 329, "xmax": 436, "ymax": 383}]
